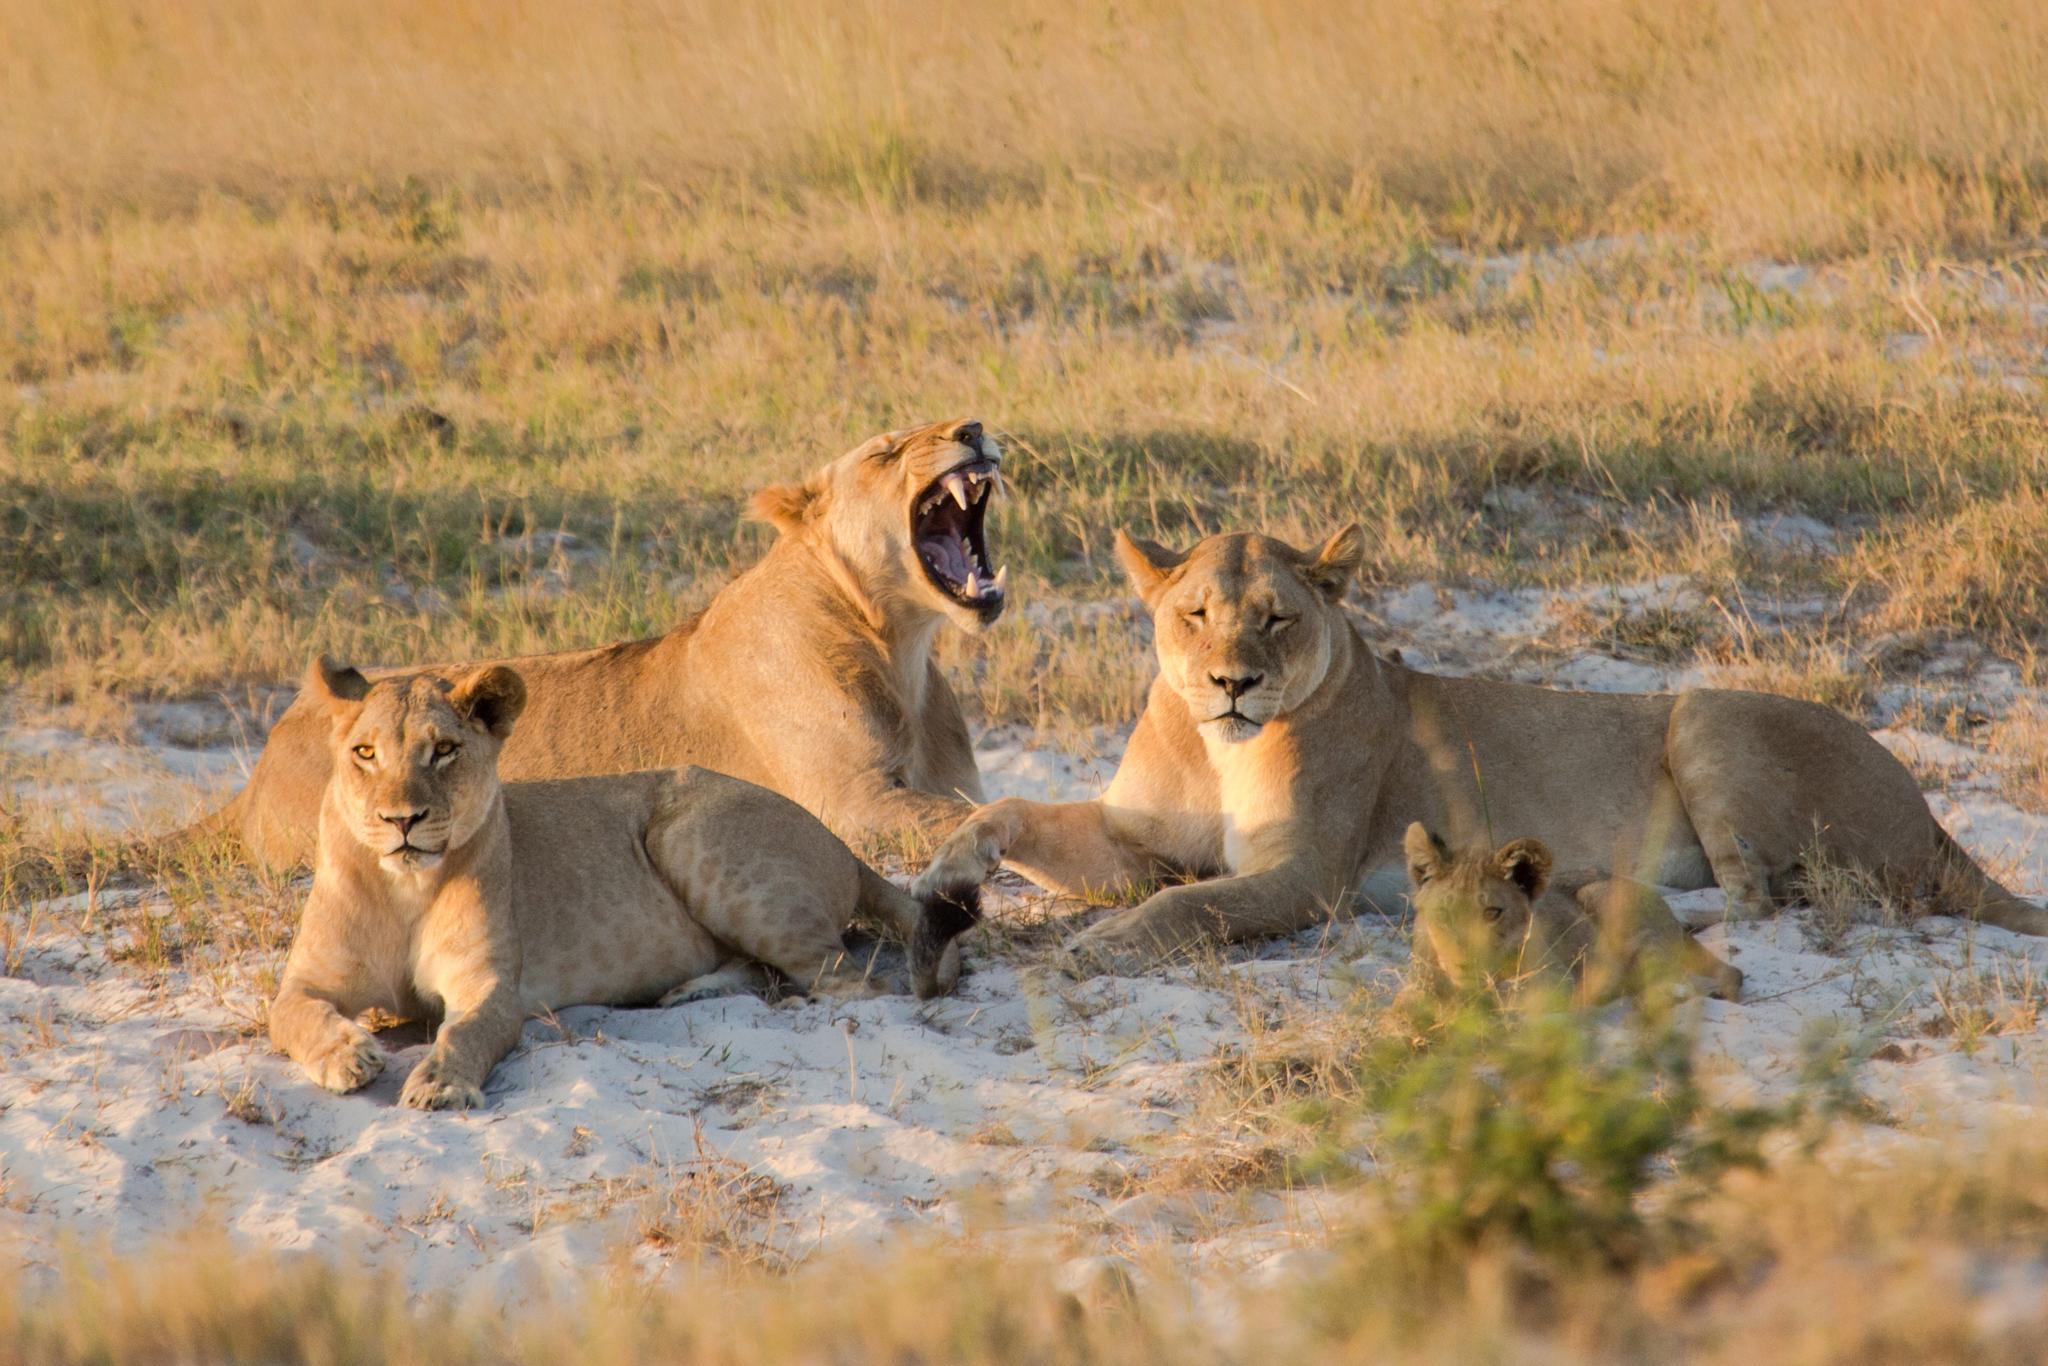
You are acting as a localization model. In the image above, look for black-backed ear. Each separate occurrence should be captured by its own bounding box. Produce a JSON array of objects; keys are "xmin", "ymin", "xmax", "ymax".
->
[
  {"xmin": 449, "ymin": 665, "xmax": 527, "ymax": 740},
  {"xmin": 1302, "ymin": 523, "xmax": 1365, "ymax": 602},
  {"xmin": 305, "ymin": 655, "xmax": 371, "ymax": 710},
  {"xmin": 1403, "ymin": 822, "xmax": 1451, "ymax": 888},
  {"xmin": 746, "ymin": 478, "xmax": 821, "ymax": 535},
  {"xmin": 1113, "ymin": 529, "xmax": 1187, "ymax": 608},
  {"xmin": 1493, "ymin": 837, "xmax": 1553, "ymax": 900}
]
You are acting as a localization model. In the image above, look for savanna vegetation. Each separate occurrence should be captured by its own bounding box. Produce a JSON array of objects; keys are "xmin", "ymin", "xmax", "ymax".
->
[{"xmin": 5, "ymin": 2, "xmax": 2048, "ymax": 1359}]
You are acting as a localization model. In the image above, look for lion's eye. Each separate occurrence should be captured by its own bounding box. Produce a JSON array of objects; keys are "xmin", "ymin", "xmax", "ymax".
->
[
  {"xmin": 433, "ymin": 740, "xmax": 459, "ymax": 758},
  {"xmin": 351, "ymin": 744, "xmax": 375, "ymax": 762},
  {"xmin": 1483, "ymin": 905, "xmax": 1505, "ymax": 922},
  {"xmin": 1266, "ymin": 613, "xmax": 1294, "ymax": 632},
  {"xmin": 1185, "ymin": 606, "xmax": 1206, "ymax": 622}
]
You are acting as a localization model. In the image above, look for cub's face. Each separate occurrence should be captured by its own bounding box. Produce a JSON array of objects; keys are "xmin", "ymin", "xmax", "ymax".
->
[
  {"xmin": 1117, "ymin": 526, "xmax": 1365, "ymax": 743},
  {"xmin": 750, "ymin": 417, "xmax": 1007, "ymax": 633},
  {"xmin": 307, "ymin": 659, "xmax": 527, "ymax": 875},
  {"xmin": 1403, "ymin": 824, "xmax": 1552, "ymax": 985}
]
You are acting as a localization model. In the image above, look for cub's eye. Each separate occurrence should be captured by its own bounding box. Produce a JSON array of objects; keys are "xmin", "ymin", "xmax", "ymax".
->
[
  {"xmin": 351, "ymin": 744, "xmax": 375, "ymax": 762},
  {"xmin": 433, "ymin": 740, "xmax": 459, "ymax": 758},
  {"xmin": 1483, "ymin": 905, "xmax": 1505, "ymax": 922},
  {"xmin": 1265, "ymin": 613, "xmax": 1295, "ymax": 632},
  {"xmin": 1184, "ymin": 606, "xmax": 1206, "ymax": 622}
]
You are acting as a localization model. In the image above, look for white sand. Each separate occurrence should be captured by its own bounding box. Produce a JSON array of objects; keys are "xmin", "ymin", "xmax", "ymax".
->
[{"xmin": 6, "ymin": 580, "xmax": 2048, "ymax": 1296}]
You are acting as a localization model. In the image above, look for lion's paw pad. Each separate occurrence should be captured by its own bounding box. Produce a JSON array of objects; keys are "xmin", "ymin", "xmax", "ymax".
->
[
  {"xmin": 307, "ymin": 1031, "xmax": 386, "ymax": 1093},
  {"xmin": 400, "ymin": 1060, "xmax": 485, "ymax": 1111}
]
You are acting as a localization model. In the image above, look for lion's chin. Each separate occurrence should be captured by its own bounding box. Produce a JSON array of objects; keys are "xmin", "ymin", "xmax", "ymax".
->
[
  {"xmin": 379, "ymin": 848, "xmax": 445, "ymax": 876},
  {"xmin": 1199, "ymin": 715, "xmax": 1266, "ymax": 744}
]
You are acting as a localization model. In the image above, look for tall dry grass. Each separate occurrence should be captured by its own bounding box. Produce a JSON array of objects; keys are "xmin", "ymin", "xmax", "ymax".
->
[{"xmin": 5, "ymin": 0, "xmax": 2048, "ymax": 253}]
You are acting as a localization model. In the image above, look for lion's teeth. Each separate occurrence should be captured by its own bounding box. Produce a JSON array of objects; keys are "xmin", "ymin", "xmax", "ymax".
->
[
  {"xmin": 993, "ymin": 565, "xmax": 1008, "ymax": 594},
  {"xmin": 944, "ymin": 472, "xmax": 972, "ymax": 510}
]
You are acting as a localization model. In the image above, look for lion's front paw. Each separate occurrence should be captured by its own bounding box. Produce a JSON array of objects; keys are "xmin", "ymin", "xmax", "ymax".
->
[
  {"xmin": 399, "ymin": 1054, "xmax": 486, "ymax": 1111},
  {"xmin": 911, "ymin": 827, "xmax": 1003, "ymax": 906},
  {"xmin": 303, "ymin": 1024, "xmax": 387, "ymax": 1093}
]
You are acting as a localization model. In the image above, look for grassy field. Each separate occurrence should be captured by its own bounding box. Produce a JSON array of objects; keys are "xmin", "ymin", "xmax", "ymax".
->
[{"xmin": 5, "ymin": 1, "xmax": 2048, "ymax": 1359}]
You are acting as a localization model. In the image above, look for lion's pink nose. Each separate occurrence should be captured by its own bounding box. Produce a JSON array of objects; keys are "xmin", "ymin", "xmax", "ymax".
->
[
  {"xmin": 380, "ymin": 809, "xmax": 427, "ymax": 835},
  {"xmin": 1211, "ymin": 672, "xmax": 1263, "ymax": 700}
]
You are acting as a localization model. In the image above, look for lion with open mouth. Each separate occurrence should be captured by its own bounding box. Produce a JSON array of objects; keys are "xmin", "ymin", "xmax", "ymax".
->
[{"xmin": 211, "ymin": 418, "xmax": 1009, "ymax": 870}]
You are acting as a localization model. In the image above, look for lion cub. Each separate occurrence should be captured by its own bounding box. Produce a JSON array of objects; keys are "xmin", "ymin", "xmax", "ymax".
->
[
  {"xmin": 1403, "ymin": 823, "xmax": 1743, "ymax": 1005},
  {"xmin": 270, "ymin": 658, "xmax": 972, "ymax": 1110}
]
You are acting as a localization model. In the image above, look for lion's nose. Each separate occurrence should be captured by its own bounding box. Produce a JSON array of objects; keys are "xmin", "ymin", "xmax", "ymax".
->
[
  {"xmin": 1211, "ymin": 672, "xmax": 1263, "ymax": 700},
  {"xmin": 380, "ymin": 808, "xmax": 428, "ymax": 835},
  {"xmin": 952, "ymin": 420, "xmax": 983, "ymax": 446}
]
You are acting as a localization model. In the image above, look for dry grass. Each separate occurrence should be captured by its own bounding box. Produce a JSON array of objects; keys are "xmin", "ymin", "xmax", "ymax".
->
[
  {"xmin": 1855, "ymin": 488, "xmax": 2048, "ymax": 660},
  {"xmin": 8, "ymin": 0, "xmax": 2048, "ymax": 257},
  {"xmin": 15, "ymin": 1131, "xmax": 2048, "ymax": 1363}
]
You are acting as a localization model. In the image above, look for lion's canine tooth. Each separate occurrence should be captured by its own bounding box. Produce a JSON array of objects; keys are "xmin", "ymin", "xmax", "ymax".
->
[
  {"xmin": 944, "ymin": 471, "xmax": 973, "ymax": 510},
  {"xmin": 993, "ymin": 565, "xmax": 1008, "ymax": 593}
]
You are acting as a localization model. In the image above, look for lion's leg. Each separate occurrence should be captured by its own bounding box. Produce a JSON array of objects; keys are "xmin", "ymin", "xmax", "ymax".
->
[
  {"xmin": 403, "ymin": 995, "xmax": 522, "ymax": 1111},
  {"xmin": 403, "ymin": 882, "xmax": 524, "ymax": 1111},
  {"xmin": 1068, "ymin": 868, "xmax": 1336, "ymax": 972},
  {"xmin": 1664, "ymin": 719, "xmax": 1791, "ymax": 921},
  {"xmin": 659, "ymin": 960, "xmax": 776, "ymax": 1007},
  {"xmin": 269, "ymin": 894, "xmax": 388, "ymax": 1093},
  {"xmin": 271, "ymin": 982, "xmax": 387, "ymax": 1094},
  {"xmin": 647, "ymin": 783, "xmax": 889, "ymax": 997},
  {"xmin": 913, "ymin": 797, "xmax": 1166, "ymax": 905}
]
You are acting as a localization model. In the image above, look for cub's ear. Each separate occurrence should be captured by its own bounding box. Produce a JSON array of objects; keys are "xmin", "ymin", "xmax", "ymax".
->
[
  {"xmin": 450, "ymin": 665, "xmax": 527, "ymax": 740},
  {"xmin": 1302, "ymin": 523, "xmax": 1365, "ymax": 602},
  {"xmin": 1113, "ymin": 528, "xmax": 1187, "ymax": 608},
  {"xmin": 746, "ymin": 478, "xmax": 821, "ymax": 535},
  {"xmin": 305, "ymin": 655, "xmax": 371, "ymax": 710},
  {"xmin": 1404, "ymin": 822, "xmax": 1451, "ymax": 888},
  {"xmin": 1493, "ymin": 838, "xmax": 1553, "ymax": 900}
]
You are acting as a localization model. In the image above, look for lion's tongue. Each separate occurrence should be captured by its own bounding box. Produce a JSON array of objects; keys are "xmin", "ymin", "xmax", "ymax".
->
[{"xmin": 921, "ymin": 531, "xmax": 971, "ymax": 586}]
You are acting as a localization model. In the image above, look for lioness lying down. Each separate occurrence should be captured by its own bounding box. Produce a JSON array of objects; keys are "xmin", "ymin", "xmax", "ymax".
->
[
  {"xmin": 221, "ymin": 418, "xmax": 1007, "ymax": 871},
  {"xmin": 269, "ymin": 658, "xmax": 969, "ymax": 1110},
  {"xmin": 915, "ymin": 525, "xmax": 2048, "ymax": 965},
  {"xmin": 1403, "ymin": 823, "xmax": 1743, "ymax": 1004}
]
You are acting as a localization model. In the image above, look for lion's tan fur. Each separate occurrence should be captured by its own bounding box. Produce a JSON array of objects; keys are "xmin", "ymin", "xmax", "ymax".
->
[
  {"xmin": 269, "ymin": 658, "xmax": 955, "ymax": 1110},
  {"xmin": 1402, "ymin": 824, "xmax": 1743, "ymax": 1004},
  {"xmin": 225, "ymin": 419, "xmax": 1002, "ymax": 870},
  {"xmin": 916, "ymin": 525, "xmax": 2048, "ymax": 967}
]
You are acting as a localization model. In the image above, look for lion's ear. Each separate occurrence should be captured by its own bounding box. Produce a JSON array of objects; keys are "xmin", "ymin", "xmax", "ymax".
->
[
  {"xmin": 850, "ymin": 429, "xmax": 906, "ymax": 464},
  {"xmin": 1404, "ymin": 822, "xmax": 1450, "ymax": 888},
  {"xmin": 450, "ymin": 665, "xmax": 527, "ymax": 740},
  {"xmin": 1493, "ymin": 838, "xmax": 1553, "ymax": 901},
  {"xmin": 1114, "ymin": 529, "xmax": 1187, "ymax": 608},
  {"xmin": 305, "ymin": 655, "xmax": 371, "ymax": 711},
  {"xmin": 1303, "ymin": 523, "xmax": 1365, "ymax": 602},
  {"xmin": 746, "ymin": 479, "xmax": 820, "ymax": 535}
]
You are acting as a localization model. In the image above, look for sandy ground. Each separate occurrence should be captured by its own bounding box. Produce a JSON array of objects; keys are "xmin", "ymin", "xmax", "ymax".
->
[{"xmin": 7, "ymin": 580, "xmax": 2048, "ymax": 1298}]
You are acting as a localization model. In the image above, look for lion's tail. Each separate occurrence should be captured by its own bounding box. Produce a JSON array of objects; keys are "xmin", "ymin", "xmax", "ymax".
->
[
  {"xmin": 1931, "ymin": 824, "xmax": 2048, "ymax": 936},
  {"xmin": 856, "ymin": 862, "xmax": 976, "ymax": 1000}
]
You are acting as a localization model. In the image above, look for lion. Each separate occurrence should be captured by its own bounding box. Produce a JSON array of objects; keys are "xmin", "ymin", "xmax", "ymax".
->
[
  {"xmin": 1402, "ymin": 823, "xmax": 1743, "ymax": 1004},
  {"xmin": 269, "ymin": 657, "xmax": 971, "ymax": 1110},
  {"xmin": 215, "ymin": 418, "xmax": 1007, "ymax": 871},
  {"xmin": 912, "ymin": 524, "xmax": 2048, "ymax": 966}
]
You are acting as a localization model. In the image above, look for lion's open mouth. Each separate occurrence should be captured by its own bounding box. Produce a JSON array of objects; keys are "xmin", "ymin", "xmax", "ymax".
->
[{"xmin": 912, "ymin": 460, "xmax": 1004, "ymax": 613}]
